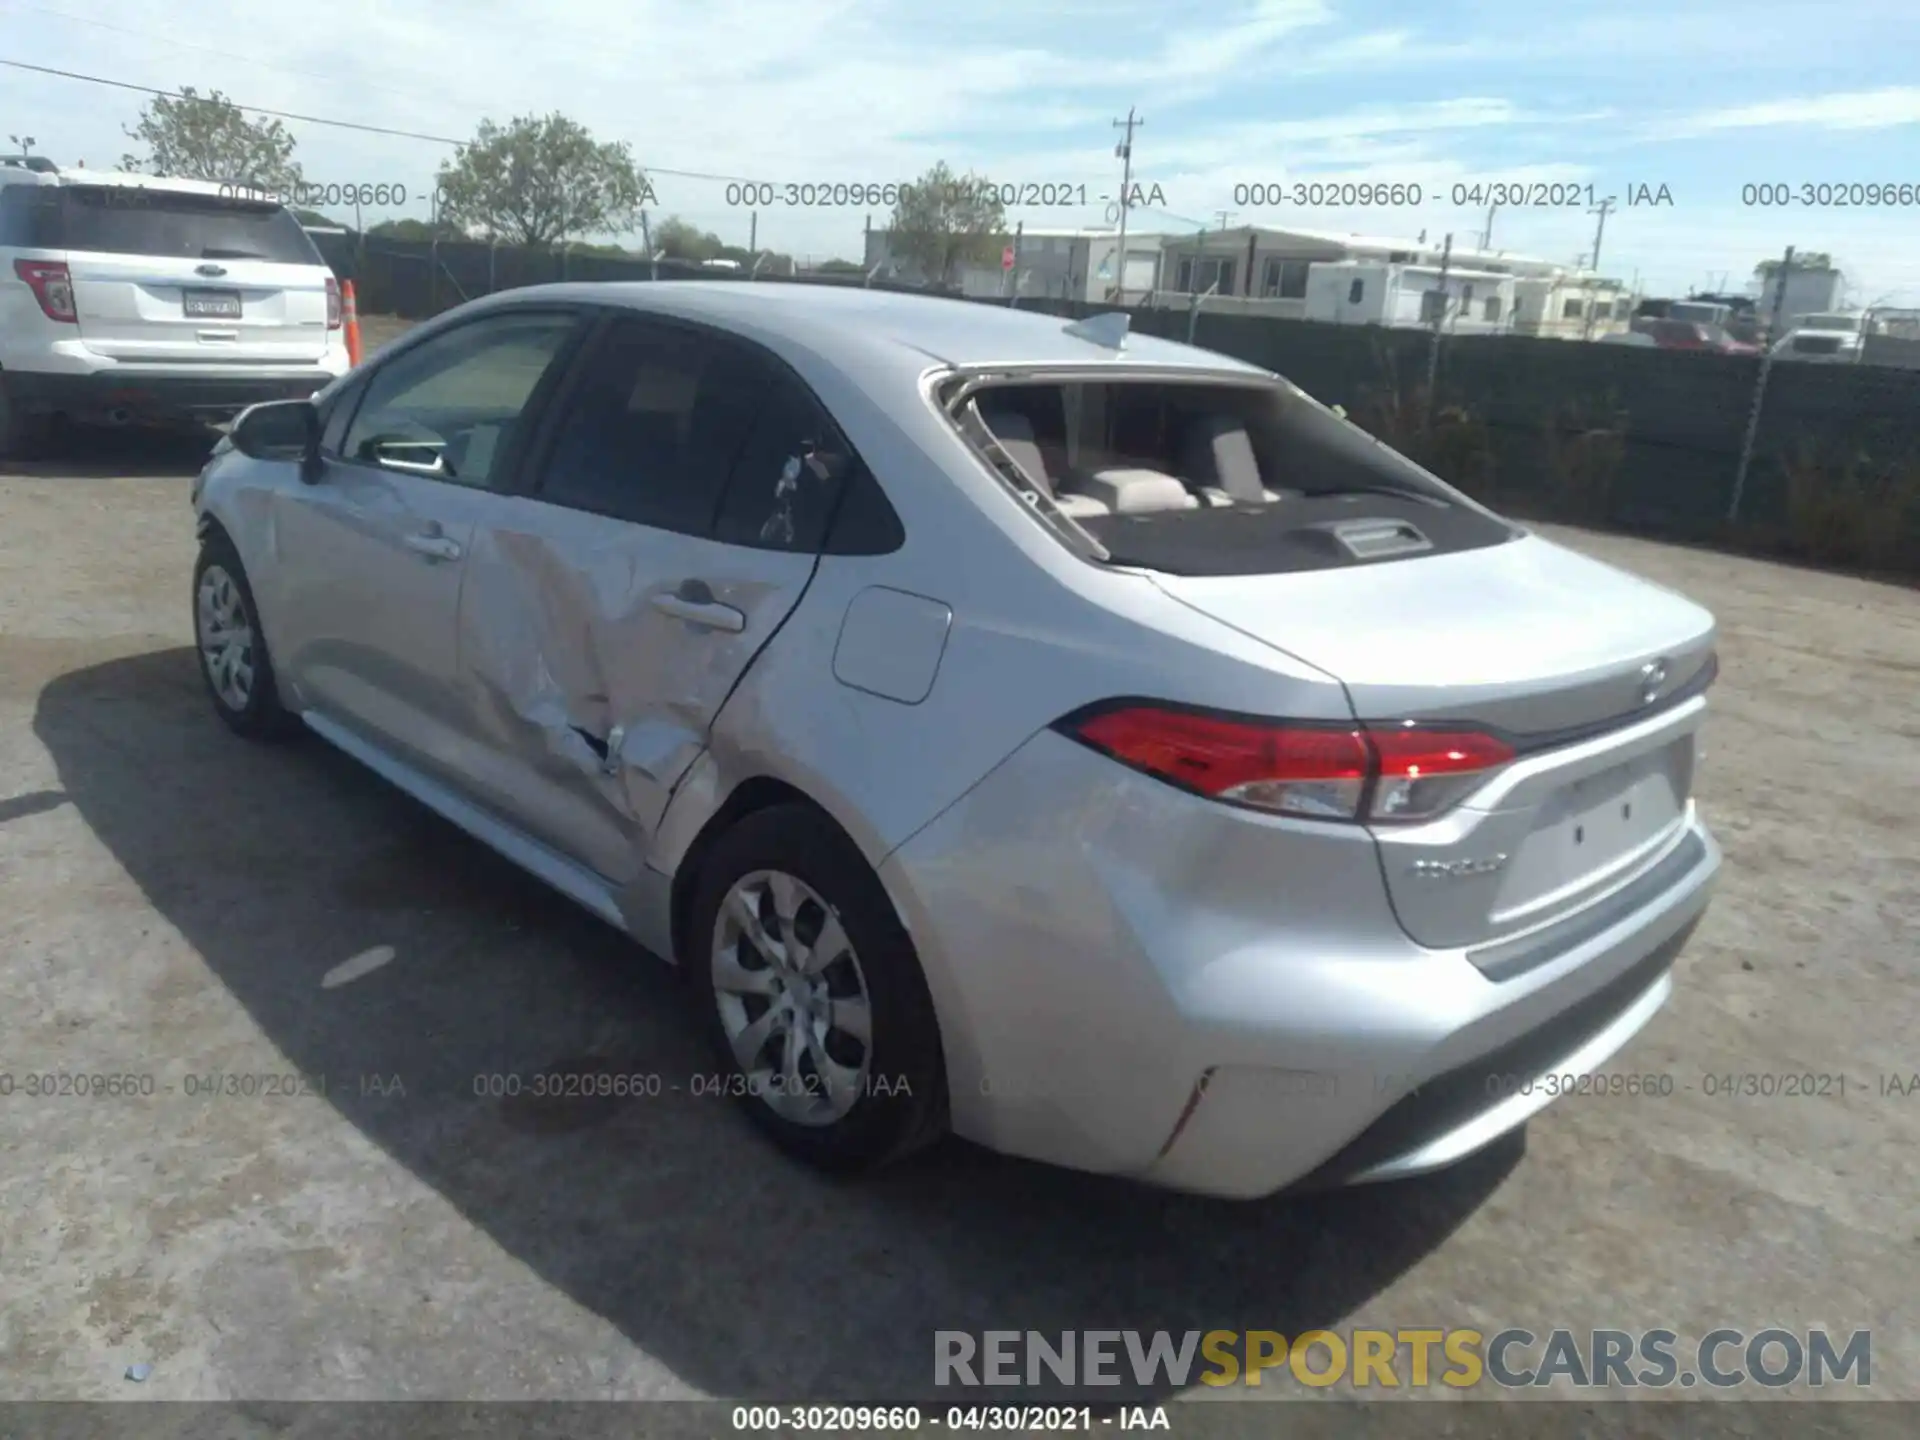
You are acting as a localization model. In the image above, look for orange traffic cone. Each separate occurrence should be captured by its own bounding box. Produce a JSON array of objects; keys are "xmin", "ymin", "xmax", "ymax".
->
[{"xmin": 342, "ymin": 279, "xmax": 363, "ymax": 366}]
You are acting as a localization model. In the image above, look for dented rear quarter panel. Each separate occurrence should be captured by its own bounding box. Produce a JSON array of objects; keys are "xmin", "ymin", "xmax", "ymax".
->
[{"xmin": 647, "ymin": 345, "xmax": 1360, "ymax": 882}]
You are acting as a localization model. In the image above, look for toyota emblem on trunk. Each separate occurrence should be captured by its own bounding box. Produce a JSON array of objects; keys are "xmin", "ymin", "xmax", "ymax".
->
[{"xmin": 1638, "ymin": 658, "xmax": 1670, "ymax": 705}]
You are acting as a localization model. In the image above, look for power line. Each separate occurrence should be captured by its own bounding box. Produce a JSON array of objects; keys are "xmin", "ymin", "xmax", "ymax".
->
[
  {"xmin": 5, "ymin": 52, "xmax": 1230, "ymax": 248},
  {"xmin": 11, "ymin": 1, "xmax": 444, "ymax": 108},
  {"xmin": 0, "ymin": 56, "xmax": 780, "ymax": 184}
]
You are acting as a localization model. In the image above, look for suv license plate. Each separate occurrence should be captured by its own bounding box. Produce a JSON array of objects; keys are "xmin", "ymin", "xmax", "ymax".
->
[{"xmin": 184, "ymin": 289, "xmax": 242, "ymax": 319}]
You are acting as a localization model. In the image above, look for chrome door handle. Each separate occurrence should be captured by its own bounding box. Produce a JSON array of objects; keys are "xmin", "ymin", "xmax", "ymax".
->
[
  {"xmin": 649, "ymin": 592, "xmax": 745, "ymax": 632},
  {"xmin": 403, "ymin": 532, "xmax": 463, "ymax": 562}
]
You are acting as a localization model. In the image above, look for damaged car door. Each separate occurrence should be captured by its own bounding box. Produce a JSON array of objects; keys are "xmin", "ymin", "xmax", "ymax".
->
[
  {"xmin": 449, "ymin": 313, "xmax": 842, "ymax": 885},
  {"xmin": 268, "ymin": 308, "xmax": 586, "ymax": 775}
]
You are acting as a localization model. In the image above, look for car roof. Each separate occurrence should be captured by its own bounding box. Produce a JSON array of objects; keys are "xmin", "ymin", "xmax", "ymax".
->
[
  {"xmin": 485, "ymin": 280, "xmax": 1274, "ymax": 375},
  {"xmin": 0, "ymin": 165, "xmax": 246, "ymax": 197}
]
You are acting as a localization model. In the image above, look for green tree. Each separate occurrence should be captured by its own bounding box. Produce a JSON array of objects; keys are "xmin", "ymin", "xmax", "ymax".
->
[
  {"xmin": 653, "ymin": 216, "xmax": 725, "ymax": 261},
  {"xmin": 886, "ymin": 162, "xmax": 1007, "ymax": 287},
  {"xmin": 120, "ymin": 86, "xmax": 301, "ymax": 190},
  {"xmin": 434, "ymin": 113, "xmax": 652, "ymax": 248},
  {"xmin": 367, "ymin": 217, "xmax": 460, "ymax": 242}
]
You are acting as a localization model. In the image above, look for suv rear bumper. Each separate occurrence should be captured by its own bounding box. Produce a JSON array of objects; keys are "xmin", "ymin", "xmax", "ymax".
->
[{"xmin": 2, "ymin": 367, "xmax": 341, "ymax": 427}]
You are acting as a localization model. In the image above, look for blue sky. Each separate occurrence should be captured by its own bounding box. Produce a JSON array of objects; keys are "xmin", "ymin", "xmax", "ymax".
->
[{"xmin": 7, "ymin": 0, "xmax": 1920, "ymax": 301}]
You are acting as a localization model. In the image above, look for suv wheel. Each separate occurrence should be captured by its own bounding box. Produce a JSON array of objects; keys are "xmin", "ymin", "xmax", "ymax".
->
[
  {"xmin": 687, "ymin": 804, "xmax": 948, "ymax": 1173},
  {"xmin": 193, "ymin": 533, "xmax": 298, "ymax": 739}
]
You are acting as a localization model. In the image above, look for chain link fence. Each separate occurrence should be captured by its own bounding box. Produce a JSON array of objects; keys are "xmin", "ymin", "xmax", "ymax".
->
[
  {"xmin": 1015, "ymin": 296, "xmax": 1920, "ymax": 579},
  {"xmin": 309, "ymin": 231, "xmax": 1920, "ymax": 579}
]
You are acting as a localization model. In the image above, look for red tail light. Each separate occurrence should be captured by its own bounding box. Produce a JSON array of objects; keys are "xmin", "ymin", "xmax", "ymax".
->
[
  {"xmin": 14, "ymin": 259, "xmax": 77, "ymax": 323},
  {"xmin": 1060, "ymin": 704, "xmax": 1514, "ymax": 823},
  {"xmin": 1365, "ymin": 724, "xmax": 1516, "ymax": 820},
  {"xmin": 325, "ymin": 275, "xmax": 342, "ymax": 330}
]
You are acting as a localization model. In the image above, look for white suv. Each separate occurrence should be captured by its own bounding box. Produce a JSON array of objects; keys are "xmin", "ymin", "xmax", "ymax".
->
[{"xmin": 0, "ymin": 159, "xmax": 351, "ymax": 457}]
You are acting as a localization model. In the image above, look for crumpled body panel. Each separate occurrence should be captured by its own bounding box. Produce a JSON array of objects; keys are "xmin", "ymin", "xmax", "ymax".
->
[{"xmin": 451, "ymin": 495, "xmax": 819, "ymax": 886}]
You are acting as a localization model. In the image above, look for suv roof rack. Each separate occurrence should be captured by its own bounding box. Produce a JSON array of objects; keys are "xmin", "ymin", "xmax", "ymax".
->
[{"xmin": 0, "ymin": 155, "xmax": 59, "ymax": 173}]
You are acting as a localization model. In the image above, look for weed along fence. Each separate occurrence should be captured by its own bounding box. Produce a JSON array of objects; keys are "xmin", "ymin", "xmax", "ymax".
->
[{"xmin": 310, "ymin": 232, "xmax": 1920, "ymax": 579}]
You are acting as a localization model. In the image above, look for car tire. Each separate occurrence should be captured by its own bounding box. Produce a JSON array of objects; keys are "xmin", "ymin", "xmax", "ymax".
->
[
  {"xmin": 687, "ymin": 803, "xmax": 949, "ymax": 1173},
  {"xmin": 0, "ymin": 377, "xmax": 51, "ymax": 461},
  {"xmin": 192, "ymin": 532, "xmax": 299, "ymax": 740}
]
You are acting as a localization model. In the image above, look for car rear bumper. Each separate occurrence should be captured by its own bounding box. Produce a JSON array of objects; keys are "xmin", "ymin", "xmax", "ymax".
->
[
  {"xmin": 880, "ymin": 728, "xmax": 1719, "ymax": 1199},
  {"xmin": 3, "ymin": 360, "xmax": 345, "ymax": 426}
]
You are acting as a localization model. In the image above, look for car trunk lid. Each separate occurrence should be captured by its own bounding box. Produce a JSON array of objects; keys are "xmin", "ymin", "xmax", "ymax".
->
[
  {"xmin": 1151, "ymin": 532, "xmax": 1717, "ymax": 952},
  {"xmin": 54, "ymin": 186, "xmax": 331, "ymax": 365}
]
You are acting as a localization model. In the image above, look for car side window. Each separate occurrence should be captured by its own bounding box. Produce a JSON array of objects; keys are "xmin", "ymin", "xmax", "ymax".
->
[
  {"xmin": 340, "ymin": 311, "xmax": 580, "ymax": 490},
  {"xmin": 534, "ymin": 317, "xmax": 762, "ymax": 533},
  {"xmin": 712, "ymin": 371, "xmax": 857, "ymax": 553}
]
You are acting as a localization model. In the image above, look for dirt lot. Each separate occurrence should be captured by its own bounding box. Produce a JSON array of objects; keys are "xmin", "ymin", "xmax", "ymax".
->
[{"xmin": 1, "ymin": 427, "xmax": 1916, "ymax": 1420}]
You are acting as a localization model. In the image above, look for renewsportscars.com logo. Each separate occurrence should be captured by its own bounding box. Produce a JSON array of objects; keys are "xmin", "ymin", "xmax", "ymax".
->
[{"xmin": 935, "ymin": 1328, "xmax": 1872, "ymax": 1390}]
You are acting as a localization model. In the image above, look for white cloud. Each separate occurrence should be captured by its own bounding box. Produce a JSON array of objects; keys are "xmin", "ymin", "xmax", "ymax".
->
[
  {"xmin": 10, "ymin": 0, "xmax": 1920, "ymax": 297},
  {"xmin": 1658, "ymin": 87, "xmax": 1920, "ymax": 138}
]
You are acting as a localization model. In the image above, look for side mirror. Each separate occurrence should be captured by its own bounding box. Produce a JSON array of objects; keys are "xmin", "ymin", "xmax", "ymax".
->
[{"xmin": 230, "ymin": 399, "xmax": 320, "ymax": 475}]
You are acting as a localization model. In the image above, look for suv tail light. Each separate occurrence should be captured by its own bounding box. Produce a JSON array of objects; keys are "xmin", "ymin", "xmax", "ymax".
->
[
  {"xmin": 1059, "ymin": 704, "xmax": 1514, "ymax": 823},
  {"xmin": 325, "ymin": 275, "xmax": 342, "ymax": 330},
  {"xmin": 14, "ymin": 259, "xmax": 77, "ymax": 323}
]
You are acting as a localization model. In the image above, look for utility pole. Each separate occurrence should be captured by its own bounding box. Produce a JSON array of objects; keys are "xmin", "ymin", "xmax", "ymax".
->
[
  {"xmin": 1730, "ymin": 244, "xmax": 1794, "ymax": 523},
  {"xmin": 1481, "ymin": 202, "xmax": 1497, "ymax": 251},
  {"xmin": 1111, "ymin": 106, "xmax": 1143, "ymax": 303},
  {"xmin": 639, "ymin": 211, "xmax": 657, "ymax": 280},
  {"xmin": 7, "ymin": 134, "xmax": 34, "ymax": 156},
  {"xmin": 1215, "ymin": 210, "xmax": 1236, "ymax": 232},
  {"xmin": 1581, "ymin": 195, "xmax": 1615, "ymax": 340},
  {"xmin": 1424, "ymin": 232, "xmax": 1453, "ymax": 435}
]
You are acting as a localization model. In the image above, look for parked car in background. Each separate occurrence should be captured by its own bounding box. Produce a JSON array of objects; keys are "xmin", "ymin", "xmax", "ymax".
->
[
  {"xmin": 1770, "ymin": 313, "xmax": 1867, "ymax": 363},
  {"xmin": 1644, "ymin": 319, "xmax": 1759, "ymax": 355},
  {"xmin": 1771, "ymin": 326, "xmax": 1863, "ymax": 363},
  {"xmin": 189, "ymin": 282, "xmax": 1721, "ymax": 1199},
  {"xmin": 0, "ymin": 162, "xmax": 349, "ymax": 457}
]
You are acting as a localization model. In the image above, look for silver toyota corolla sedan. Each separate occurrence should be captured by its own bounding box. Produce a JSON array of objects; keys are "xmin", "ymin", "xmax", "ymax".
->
[{"xmin": 189, "ymin": 281, "xmax": 1721, "ymax": 1198}]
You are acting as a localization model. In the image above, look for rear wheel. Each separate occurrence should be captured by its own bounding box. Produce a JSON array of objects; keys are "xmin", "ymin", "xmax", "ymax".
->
[
  {"xmin": 687, "ymin": 804, "xmax": 948, "ymax": 1173},
  {"xmin": 193, "ymin": 534, "xmax": 298, "ymax": 740}
]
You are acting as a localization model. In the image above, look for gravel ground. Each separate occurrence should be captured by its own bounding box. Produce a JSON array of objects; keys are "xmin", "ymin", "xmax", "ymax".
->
[{"xmin": 0, "ymin": 427, "xmax": 1915, "ymax": 1423}]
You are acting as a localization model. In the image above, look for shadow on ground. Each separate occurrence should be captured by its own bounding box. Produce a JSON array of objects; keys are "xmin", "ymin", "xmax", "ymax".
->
[
  {"xmin": 35, "ymin": 647, "xmax": 1519, "ymax": 1403},
  {"xmin": 4, "ymin": 426, "xmax": 215, "ymax": 479}
]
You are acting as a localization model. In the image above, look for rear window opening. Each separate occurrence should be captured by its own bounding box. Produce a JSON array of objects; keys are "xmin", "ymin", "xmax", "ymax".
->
[
  {"xmin": 25, "ymin": 186, "xmax": 324, "ymax": 265},
  {"xmin": 947, "ymin": 374, "xmax": 1519, "ymax": 576}
]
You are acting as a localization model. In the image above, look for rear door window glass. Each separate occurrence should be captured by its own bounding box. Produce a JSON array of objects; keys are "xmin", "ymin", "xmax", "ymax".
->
[
  {"xmin": 0, "ymin": 183, "xmax": 61, "ymax": 246},
  {"xmin": 712, "ymin": 370, "xmax": 853, "ymax": 552},
  {"xmin": 535, "ymin": 317, "xmax": 761, "ymax": 533}
]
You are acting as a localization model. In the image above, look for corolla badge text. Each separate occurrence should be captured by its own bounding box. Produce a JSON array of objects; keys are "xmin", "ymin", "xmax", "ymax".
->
[{"xmin": 1410, "ymin": 854, "xmax": 1509, "ymax": 879}]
